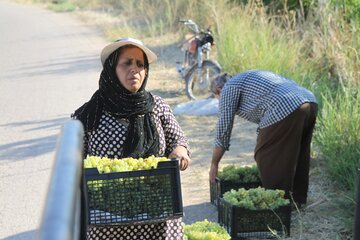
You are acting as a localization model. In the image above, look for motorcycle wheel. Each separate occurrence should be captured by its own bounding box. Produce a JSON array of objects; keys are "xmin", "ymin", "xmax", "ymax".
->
[{"xmin": 185, "ymin": 60, "xmax": 221, "ymax": 100}]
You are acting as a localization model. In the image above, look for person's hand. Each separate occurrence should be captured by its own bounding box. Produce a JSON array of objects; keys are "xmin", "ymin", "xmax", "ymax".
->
[
  {"xmin": 209, "ymin": 146, "xmax": 224, "ymax": 182},
  {"xmin": 209, "ymin": 163, "xmax": 219, "ymax": 183},
  {"xmin": 179, "ymin": 156, "xmax": 190, "ymax": 171},
  {"xmin": 169, "ymin": 146, "xmax": 191, "ymax": 171}
]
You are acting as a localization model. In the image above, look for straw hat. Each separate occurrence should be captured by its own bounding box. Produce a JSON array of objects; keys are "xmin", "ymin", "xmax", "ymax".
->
[{"xmin": 100, "ymin": 37, "xmax": 157, "ymax": 66}]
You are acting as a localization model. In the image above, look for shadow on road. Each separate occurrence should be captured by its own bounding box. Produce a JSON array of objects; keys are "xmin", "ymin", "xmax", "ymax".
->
[
  {"xmin": 0, "ymin": 135, "xmax": 57, "ymax": 161},
  {"xmin": 1, "ymin": 54, "xmax": 100, "ymax": 80},
  {"xmin": 0, "ymin": 116, "xmax": 70, "ymax": 161},
  {"xmin": 3, "ymin": 229, "xmax": 36, "ymax": 240},
  {"xmin": 183, "ymin": 202, "xmax": 218, "ymax": 224}
]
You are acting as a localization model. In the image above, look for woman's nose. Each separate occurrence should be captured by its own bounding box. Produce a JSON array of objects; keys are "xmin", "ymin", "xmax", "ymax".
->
[{"xmin": 130, "ymin": 64, "xmax": 140, "ymax": 74}]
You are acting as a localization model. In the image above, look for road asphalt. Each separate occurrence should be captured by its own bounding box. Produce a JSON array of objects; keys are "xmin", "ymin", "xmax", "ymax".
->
[{"xmin": 0, "ymin": 1, "xmax": 106, "ymax": 239}]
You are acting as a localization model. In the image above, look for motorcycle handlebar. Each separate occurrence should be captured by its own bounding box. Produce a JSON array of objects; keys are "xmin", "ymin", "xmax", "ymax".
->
[
  {"xmin": 179, "ymin": 19, "xmax": 194, "ymax": 23},
  {"xmin": 179, "ymin": 19, "xmax": 212, "ymax": 33},
  {"xmin": 180, "ymin": 19, "xmax": 201, "ymax": 34}
]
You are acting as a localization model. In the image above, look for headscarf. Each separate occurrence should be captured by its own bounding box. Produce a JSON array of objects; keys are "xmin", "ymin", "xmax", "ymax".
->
[{"xmin": 72, "ymin": 46, "xmax": 160, "ymax": 158}]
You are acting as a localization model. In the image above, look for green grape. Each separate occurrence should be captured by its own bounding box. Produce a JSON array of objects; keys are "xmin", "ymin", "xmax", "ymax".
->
[
  {"xmin": 83, "ymin": 155, "xmax": 170, "ymax": 173},
  {"xmin": 223, "ymin": 187, "xmax": 290, "ymax": 210},
  {"xmin": 218, "ymin": 164, "xmax": 261, "ymax": 183},
  {"xmin": 184, "ymin": 219, "xmax": 231, "ymax": 240},
  {"xmin": 103, "ymin": 166, "xmax": 111, "ymax": 173}
]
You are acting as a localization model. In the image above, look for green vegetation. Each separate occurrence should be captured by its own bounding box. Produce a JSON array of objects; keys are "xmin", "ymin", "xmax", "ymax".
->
[
  {"xmin": 315, "ymin": 87, "xmax": 360, "ymax": 193},
  {"xmin": 18, "ymin": 0, "xmax": 77, "ymax": 12},
  {"xmin": 47, "ymin": 0, "xmax": 76, "ymax": 12},
  {"xmin": 214, "ymin": 1, "xmax": 304, "ymax": 77}
]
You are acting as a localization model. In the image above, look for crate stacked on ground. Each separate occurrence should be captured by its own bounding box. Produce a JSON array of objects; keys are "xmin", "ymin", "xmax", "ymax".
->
[
  {"xmin": 210, "ymin": 164, "xmax": 262, "ymax": 206},
  {"xmin": 218, "ymin": 187, "xmax": 291, "ymax": 239},
  {"xmin": 83, "ymin": 155, "xmax": 183, "ymax": 225}
]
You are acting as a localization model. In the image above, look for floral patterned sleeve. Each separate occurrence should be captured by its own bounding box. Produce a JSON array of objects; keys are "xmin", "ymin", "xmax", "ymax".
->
[{"xmin": 153, "ymin": 95, "xmax": 191, "ymax": 157}]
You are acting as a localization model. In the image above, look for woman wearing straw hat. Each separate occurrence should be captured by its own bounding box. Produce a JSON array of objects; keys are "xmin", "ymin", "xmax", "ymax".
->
[{"xmin": 72, "ymin": 37, "xmax": 191, "ymax": 239}]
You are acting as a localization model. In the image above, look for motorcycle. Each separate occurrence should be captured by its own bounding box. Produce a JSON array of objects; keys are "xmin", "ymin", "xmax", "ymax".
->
[{"xmin": 176, "ymin": 19, "xmax": 221, "ymax": 100}]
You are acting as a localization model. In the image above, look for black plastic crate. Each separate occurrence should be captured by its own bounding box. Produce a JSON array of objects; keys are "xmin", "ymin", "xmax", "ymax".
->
[
  {"xmin": 84, "ymin": 160, "xmax": 183, "ymax": 225},
  {"xmin": 210, "ymin": 177, "xmax": 262, "ymax": 206},
  {"xmin": 218, "ymin": 198, "xmax": 291, "ymax": 239}
]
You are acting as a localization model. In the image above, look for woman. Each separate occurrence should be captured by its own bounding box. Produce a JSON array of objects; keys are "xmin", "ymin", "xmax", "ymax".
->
[{"xmin": 72, "ymin": 37, "xmax": 191, "ymax": 239}]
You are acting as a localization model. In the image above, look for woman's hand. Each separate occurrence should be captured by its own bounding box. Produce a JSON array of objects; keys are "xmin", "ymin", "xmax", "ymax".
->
[{"xmin": 169, "ymin": 146, "xmax": 191, "ymax": 171}]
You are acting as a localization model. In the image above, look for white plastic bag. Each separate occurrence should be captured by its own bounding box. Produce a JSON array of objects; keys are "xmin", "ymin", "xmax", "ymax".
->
[{"xmin": 173, "ymin": 99, "xmax": 218, "ymax": 116}]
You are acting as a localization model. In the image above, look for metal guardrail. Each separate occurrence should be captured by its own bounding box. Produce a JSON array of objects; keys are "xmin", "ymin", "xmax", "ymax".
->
[{"xmin": 37, "ymin": 120, "xmax": 85, "ymax": 240}]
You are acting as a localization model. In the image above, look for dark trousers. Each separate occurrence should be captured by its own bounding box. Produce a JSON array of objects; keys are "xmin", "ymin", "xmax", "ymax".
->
[{"xmin": 254, "ymin": 103, "xmax": 318, "ymax": 204}]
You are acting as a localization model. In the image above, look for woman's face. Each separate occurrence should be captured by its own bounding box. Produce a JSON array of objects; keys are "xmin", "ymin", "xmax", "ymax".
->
[{"xmin": 116, "ymin": 47, "xmax": 147, "ymax": 93}]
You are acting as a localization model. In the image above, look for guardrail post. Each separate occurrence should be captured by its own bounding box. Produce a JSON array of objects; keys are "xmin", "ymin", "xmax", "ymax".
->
[{"xmin": 37, "ymin": 120, "xmax": 84, "ymax": 240}]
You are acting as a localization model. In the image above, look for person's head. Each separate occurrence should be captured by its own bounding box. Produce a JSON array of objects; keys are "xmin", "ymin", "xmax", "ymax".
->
[
  {"xmin": 210, "ymin": 72, "xmax": 232, "ymax": 98},
  {"xmin": 100, "ymin": 37, "xmax": 157, "ymax": 93}
]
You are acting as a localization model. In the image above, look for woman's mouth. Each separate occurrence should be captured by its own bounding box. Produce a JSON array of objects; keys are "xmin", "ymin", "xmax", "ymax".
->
[{"xmin": 128, "ymin": 77, "xmax": 139, "ymax": 81}]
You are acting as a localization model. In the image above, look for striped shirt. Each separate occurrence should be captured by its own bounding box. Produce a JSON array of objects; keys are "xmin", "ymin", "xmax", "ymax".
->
[{"xmin": 215, "ymin": 69, "xmax": 317, "ymax": 150}]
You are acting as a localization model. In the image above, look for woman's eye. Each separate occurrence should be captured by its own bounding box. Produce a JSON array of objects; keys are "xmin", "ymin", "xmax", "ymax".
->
[
  {"xmin": 119, "ymin": 59, "xmax": 144, "ymax": 69},
  {"xmin": 137, "ymin": 61, "xmax": 144, "ymax": 68}
]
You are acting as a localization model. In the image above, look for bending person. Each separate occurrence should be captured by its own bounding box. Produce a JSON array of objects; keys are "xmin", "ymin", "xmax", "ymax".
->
[{"xmin": 209, "ymin": 70, "xmax": 317, "ymax": 207}]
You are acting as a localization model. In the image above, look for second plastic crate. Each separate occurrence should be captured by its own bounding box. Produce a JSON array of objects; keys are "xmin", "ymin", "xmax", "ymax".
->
[{"xmin": 218, "ymin": 198, "xmax": 291, "ymax": 239}]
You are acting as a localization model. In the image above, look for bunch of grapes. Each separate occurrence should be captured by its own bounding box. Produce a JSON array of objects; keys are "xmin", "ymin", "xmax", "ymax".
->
[
  {"xmin": 184, "ymin": 219, "xmax": 231, "ymax": 240},
  {"xmin": 218, "ymin": 164, "xmax": 260, "ymax": 183},
  {"xmin": 84, "ymin": 155, "xmax": 169, "ymax": 173},
  {"xmin": 223, "ymin": 187, "xmax": 290, "ymax": 210}
]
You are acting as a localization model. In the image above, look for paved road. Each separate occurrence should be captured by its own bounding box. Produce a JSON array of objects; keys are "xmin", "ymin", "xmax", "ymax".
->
[{"xmin": 0, "ymin": 1, "xmax": 106, "ymax": 239}]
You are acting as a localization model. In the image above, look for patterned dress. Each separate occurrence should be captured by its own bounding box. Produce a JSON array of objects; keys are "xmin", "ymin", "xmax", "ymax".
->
[{"xmin": 81, "ymin": 94, "xmax": 189, "ymax": 240}]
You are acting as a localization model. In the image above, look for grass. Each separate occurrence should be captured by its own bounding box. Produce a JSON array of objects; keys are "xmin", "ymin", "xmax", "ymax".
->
[
  {"xmin": 315, "ymin": 87, "xmax": 360, "ymax": 192},
  {"xmin": 214, "ymin": 2, "xmax": 303, "ymax": 79},
  {"xmin": 47, "ymin": 0, "xmax": 76, "ymax": 12}
]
